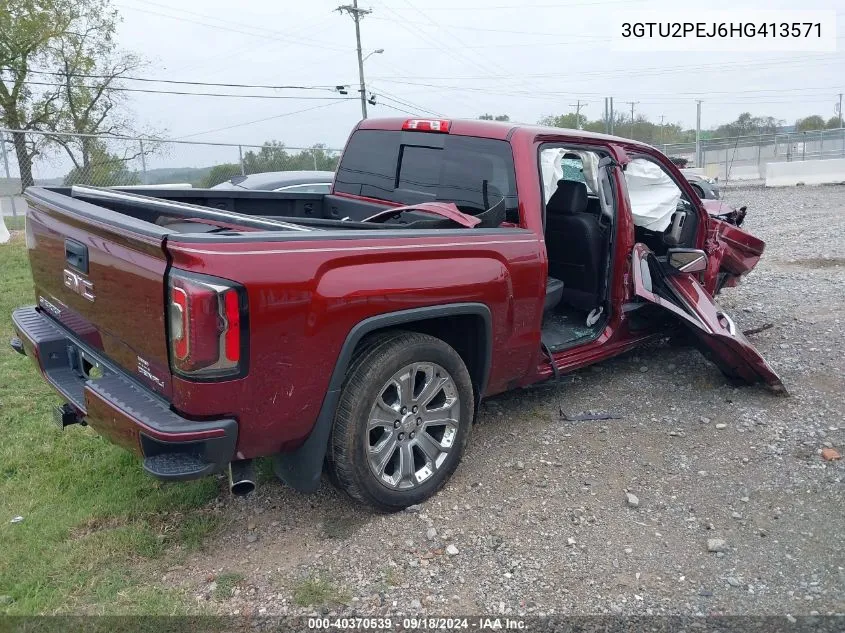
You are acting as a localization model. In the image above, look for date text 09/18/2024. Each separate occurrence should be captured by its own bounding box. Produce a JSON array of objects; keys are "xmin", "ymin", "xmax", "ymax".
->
[{"xmin": 307, "ymin": 617, "xmax": 528, "ymax": 630}]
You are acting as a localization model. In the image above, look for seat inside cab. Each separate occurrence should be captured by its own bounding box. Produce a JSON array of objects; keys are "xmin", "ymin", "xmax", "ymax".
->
[
  {"xmin": 539, "ymin": 149, "xmax": 701, "ymax": 353},
  {"xmin": 540, "ymin": 149, "xmax": 612, "ymax": 351}
]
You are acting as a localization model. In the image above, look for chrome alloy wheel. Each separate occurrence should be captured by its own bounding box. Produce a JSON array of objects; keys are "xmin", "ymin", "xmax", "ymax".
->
[{"xmin": 365, "ymin": 362, "xmax": 461, "ymax": 490}]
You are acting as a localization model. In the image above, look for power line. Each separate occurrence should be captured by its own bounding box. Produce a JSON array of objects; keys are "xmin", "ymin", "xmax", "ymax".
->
[
  {"xmin": 388, "ymin": 0, "xmax": 554, "ymax": 99},
  {"xmin": 375, "ymin": 0, "xmax": 559, "ymax": 111},
  {"xmin": 371, "ymin": 54, "xmax": 843, "ymax": 82},
  {"xmin": 7, "ymin": 69, "xmax": 342, "ymax": 92},
  {"xmin": 18, "ymin": 80, "xmax": 355, "ymax": 100},
  {"xmin": 116, "ymin": 2, "xmax": 352, "ymax": 53},
  {"xmin": 369, "ymin": 15, "xmax": 612, "ymax": 38},
  {"xmin": 176, "ymin": 101, "xmax": 350, "ymax": 139},
  {"xmin": 376, "ymin": 102, "xmax": 419, "ymax": 116},
  {"xmin": 374, "ymin": 0, "xmax": 502, "ymax": 84},
  {"xmin": 166, "ymin": 13, "xmax": 336, "ymax": 74},
  {"xmin": 381, "ymin": 0, "xmax": 647, "ymax": 8},
  {"xmin": 127, "ymin": 0, "xmax": 328, "ymax": 40},
  {"xmin": 367, "ymin": 1, "xmax": 492, "ymax": 114},
  {"xmin": 372, "ymin": 89, "xmax": 444, "ymax": 117}
]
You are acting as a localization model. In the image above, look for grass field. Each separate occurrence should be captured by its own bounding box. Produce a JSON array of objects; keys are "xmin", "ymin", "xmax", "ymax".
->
[
  {"xmin": 0, "ymin": 231, "xmax": 221, "ymax": 614},
  {"xmin": 3, "ymin": 216, "xmax": 26, "ymax": 232}
]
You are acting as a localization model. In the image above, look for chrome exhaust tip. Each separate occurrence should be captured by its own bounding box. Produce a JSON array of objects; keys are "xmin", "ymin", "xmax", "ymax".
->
[{"xmin": 228, "ymin": 459, "xmax": 255, "ymax": 496}]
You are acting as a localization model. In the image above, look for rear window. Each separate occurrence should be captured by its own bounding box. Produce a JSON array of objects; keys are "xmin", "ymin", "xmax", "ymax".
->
[{"xmin": 334, "ymin": 130, "xmax": 517, "ymax": 216}]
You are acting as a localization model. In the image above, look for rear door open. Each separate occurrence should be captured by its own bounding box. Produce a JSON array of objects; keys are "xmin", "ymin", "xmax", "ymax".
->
[{"xmin": 631, "ymin": 244, "xmax": 785, "ymax": 393}]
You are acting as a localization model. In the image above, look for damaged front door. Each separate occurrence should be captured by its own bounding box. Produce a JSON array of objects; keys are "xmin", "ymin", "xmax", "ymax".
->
[{"xmin": 631, "ymin": 243, "xmax": 786, "ymax": 393}]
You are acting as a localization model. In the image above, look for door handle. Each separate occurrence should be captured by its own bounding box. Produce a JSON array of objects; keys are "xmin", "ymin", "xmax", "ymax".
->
[
  {"xmin": 65, "ymin": 239, "xmax": 89, "ymax": 273},
  {"xmin": 716, "ymin": 311, "xmax": 736, "ymax": 336}
]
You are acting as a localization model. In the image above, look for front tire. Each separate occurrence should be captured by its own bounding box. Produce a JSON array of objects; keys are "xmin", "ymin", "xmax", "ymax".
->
[{"xmin": 327, "ymin": 331, "xmax": 474, "ymax": 511}]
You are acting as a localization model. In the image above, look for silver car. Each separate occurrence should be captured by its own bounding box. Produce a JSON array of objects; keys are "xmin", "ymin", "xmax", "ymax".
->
[
  {"xmin": 212, "ymin": 170, "xmax": 334, "ymax": 193},
  {"xmin": 683, "ymin": 173, "xmax": 721, "ymax": 200}
]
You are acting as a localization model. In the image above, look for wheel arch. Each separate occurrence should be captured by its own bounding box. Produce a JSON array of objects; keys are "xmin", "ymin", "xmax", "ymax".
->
[{"xmin": 273, "ymin": 303, "xmax": 492, "ymax": 493}]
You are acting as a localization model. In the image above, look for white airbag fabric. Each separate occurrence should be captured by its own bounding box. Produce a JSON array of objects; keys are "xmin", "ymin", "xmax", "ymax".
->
[
  {"xmin": 540, "ymin": 148, "xmax": 564, "ymax": 202},
  {"xmin": 625, "ymin": 158, "xmax": 681, "ymax": 231},
  {"xmin": 0, "ymin": 216, "xmax": 9, "ymax": 244}
]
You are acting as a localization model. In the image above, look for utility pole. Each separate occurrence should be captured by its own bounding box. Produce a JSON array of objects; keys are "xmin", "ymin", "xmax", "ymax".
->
[
  {"xmin": 659, "ymin": 114, "xmax": 665, "ymax": 148},
  {"xmin": 337, "ymin": 0, "xmax": 372, "ymax": 120},
  {"xmin": 604, "ymin": 97, "xmax": 609, "ymax": 134},
  {"xmin": 609, "ymin": 97, "xmax": 614, "ymax": 135},
  {"xmin": 569, "ymin": 100, "xmax": 585, "ymax": 129},
  {"xmin": 624, "ymin": 101, "xmax": 639, "ymax": 139},
  {"xmin": 695, "ymin": 100, "xmax": 702, "ymax": 168},
  {"xmin": 838, "ymin": 92, "xmax": 843, "ymax": 129}
]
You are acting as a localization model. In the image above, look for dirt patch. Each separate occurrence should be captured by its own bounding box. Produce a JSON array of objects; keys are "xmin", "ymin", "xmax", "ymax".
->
[
  {"xmin": 783, "ymin": 257, "xmax": 845, "ymax": 269},
  {"xmin": 69, "ymin": 516, "xmax": 128, "ymax": 540}
]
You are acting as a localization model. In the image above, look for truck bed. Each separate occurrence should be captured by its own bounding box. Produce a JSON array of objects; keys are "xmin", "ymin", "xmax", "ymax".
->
[
  {"xmin": 17, "ymin": 182, "xmax": 541, "ymax": 483},
  {"xmin": 47, "ymin": 186, "xmax": 455, "ymax": 234}
]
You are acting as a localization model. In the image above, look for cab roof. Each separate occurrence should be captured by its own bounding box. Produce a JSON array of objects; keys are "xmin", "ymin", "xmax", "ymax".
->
[{"xmin": 357, "ymin": 117, "xmax": 655, "ymax": 150}]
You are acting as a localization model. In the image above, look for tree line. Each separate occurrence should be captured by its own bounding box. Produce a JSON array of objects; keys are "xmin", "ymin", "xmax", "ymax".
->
[
  {"xmin": 198, "ymin": 143, "xmax": 340, "ymax": 188},
  {"xmin": 479, "ymin": 111, "xmax": 842, "ymax": 144}
]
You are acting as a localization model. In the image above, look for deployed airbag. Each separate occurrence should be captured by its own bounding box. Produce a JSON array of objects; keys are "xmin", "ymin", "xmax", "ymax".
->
[{"xmin": 625, "ymin": 159, "xmax": 681, "ymax": 231}]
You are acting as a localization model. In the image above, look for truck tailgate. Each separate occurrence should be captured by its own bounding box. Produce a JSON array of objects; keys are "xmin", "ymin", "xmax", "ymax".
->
[{"xmin": 24, "ymin": 188, "xmax": 174, "ymax": 397}]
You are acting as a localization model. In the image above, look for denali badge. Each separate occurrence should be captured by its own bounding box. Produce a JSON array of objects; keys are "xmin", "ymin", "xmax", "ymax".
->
[
  {"xmin": 63, "ymin": 269, "xmax": 95, "ymax": 301},
  {"xmin": 137, "ymin": 356, "xmax": 165, "ymax": 389}
]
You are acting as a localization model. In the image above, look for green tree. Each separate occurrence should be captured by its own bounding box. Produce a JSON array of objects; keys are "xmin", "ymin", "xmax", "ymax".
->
[
  {"xmin": 243, "ymin": 141, "xmax": 289, "ymax": 173},
  {"xmin": 714, "ymin": 112, "xmax": 782, "ymax": 137},
  {"xmin": 48, "ymin": 0, "xmax": 155, "ymax": 174},
  {"xmin": 63, "ymin": 140, "xmax": 139, "ymax": 185},
  {"xmin": 0, "ymin": 0, "xmax": 73, "ymax": 188},
  {"xmin": 201, "ymin": 163, "xmax": 242, "ymax": 188},
  {"xmin": 794, "ymin": 115, "xmax": 826, "ymax": 132},
  {"xmin": 241, "ymin": 141, "xmax": 339, "ymax": 175},
  {"xmin": 539, "ymin": 113, "xmax": 587, "ymax": 130},
  {"xmin": 539, "ymin": 112, "xmax": 694, "ymax": 144},
  {"xmin": 825, "ymin": 116, "xmax": 841, "ymax": 130}
]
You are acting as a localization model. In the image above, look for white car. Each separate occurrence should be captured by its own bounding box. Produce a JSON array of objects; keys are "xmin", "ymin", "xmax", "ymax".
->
[{"xmin": 211, "ymin": 171, "xmax": 334, "ymax": 193}]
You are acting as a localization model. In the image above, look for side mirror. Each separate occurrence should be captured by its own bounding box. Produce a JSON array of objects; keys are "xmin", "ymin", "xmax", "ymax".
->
[{"xmin": 667, "ymin": 248, "xmax": 707, "ymax": 274}]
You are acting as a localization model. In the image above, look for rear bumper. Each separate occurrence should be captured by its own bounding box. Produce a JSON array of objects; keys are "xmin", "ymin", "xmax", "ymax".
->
[{"xmin": 11, "ymin": 305, "xmax": 237, "ymax": 481}]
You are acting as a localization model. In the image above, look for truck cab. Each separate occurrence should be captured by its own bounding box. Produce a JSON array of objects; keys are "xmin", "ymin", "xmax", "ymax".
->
[
  {"xmin": 11, "ymin": 117, "xmax": 782, "ymax": 512},
  {"xmin": 333, "ymin": 118, "xmax": 781, "ymax": 389}
]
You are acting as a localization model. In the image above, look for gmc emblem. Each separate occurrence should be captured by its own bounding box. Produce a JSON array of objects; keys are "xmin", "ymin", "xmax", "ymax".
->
[{"xmin": 63, "ymin": 269, "xmax": 95, "ymax": 301}]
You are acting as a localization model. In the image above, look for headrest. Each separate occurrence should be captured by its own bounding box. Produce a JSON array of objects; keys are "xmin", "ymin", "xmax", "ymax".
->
[{"xmin": 546, "ymin": 179, "xmax": 588, "ymax": 216}]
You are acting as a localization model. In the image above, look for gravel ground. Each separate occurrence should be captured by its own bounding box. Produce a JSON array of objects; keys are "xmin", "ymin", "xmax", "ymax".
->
[{"xmin": 165, "ymin": 185, "xmax": 845, "ymax": 618}]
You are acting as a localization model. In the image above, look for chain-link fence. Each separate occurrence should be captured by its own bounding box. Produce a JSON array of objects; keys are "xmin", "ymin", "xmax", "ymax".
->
[
  {"xmin": 662, "ymin": 127, "xmax": 845, "ymax": 182},
  {"xmin": 4, "ymin": 126, "xmax": 845, "ymax": 220},
  {"xmin": 0, "ymin": 128, "xmax": 343, "ymax": 218}
]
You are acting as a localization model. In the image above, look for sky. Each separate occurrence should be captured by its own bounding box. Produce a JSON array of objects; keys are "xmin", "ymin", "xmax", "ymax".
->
[{"xmin": 89, "ymin": 0, "xmax": 845, "ymax": 155}]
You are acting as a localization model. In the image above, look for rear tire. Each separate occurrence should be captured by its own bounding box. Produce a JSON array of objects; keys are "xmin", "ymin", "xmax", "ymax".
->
[{"xmin": 327, "ymin": 331, "xmax": 474, "ymax": 511}]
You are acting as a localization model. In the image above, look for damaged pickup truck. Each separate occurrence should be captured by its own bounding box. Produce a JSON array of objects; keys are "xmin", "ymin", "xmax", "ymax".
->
[{"xmin": 10, "ymin": 118, "xmax": 783, "ymax": 510}]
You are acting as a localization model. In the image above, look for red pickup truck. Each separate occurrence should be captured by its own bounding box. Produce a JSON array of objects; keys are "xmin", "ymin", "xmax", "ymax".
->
[{"xmin": 11, "ymin": 118, "xmax": 783, "ymax": 510}]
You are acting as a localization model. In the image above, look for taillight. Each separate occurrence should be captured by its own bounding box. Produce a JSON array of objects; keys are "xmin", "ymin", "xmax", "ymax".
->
[
  {"xmin": 167, "ymin": 271, "xmax": 247, "ymax": 379},
  {"xmin": 402, "ymin": 119, "xmax": 450, "ymax": 133}
]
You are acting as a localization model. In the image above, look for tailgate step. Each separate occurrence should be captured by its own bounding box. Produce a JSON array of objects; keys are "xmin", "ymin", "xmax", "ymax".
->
[{"xmin": 143, "ymin": 453, "xmax": 212, "ymax": 479}]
